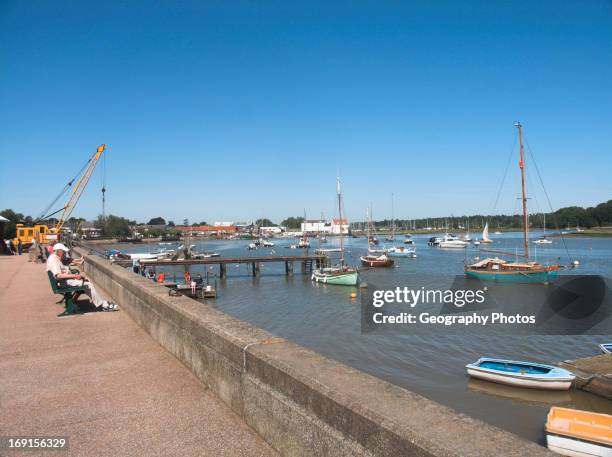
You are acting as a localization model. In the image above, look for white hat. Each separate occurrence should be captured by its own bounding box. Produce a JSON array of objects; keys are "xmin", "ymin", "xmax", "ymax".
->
[{"xmin": 53, "ymin": 243, "xmax": 70, "ymax": 252}]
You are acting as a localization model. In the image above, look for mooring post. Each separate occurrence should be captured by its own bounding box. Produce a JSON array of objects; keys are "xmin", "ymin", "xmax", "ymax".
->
[
  {"xmin": 219, "ymin": 263, "xmax": 226, "ymax": 278},
  {"xmin": 252, "ymin": 262, "xmax": 260, "ymax": 277},
  {"xmin": 286, "ymin": 261, "xmax": 294, "ymax": 276}
]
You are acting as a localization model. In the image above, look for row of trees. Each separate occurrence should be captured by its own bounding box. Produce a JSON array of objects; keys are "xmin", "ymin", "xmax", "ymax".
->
[
  {"xmin": 365, "ymin": 200, "xmax": 612, "ymax": 231},
  {"xmin": 2, "ymin": 199, "xmax": 611, "ymax": 239}
]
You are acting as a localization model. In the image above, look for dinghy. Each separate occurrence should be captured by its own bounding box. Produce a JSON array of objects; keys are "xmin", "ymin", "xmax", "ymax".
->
[
  {"xmin": 466, "ymin": 358, "xmax": 575, "ymax": 390},
  {"xmin": 599, "ymin": 344, "xmax": 612, "ymax": 354},
  {"xmin": 545, "ymin": 407, "xmax": 612, "ymax": 457}
]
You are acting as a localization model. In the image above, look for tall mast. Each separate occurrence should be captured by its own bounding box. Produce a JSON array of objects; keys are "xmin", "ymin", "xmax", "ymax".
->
[
  {"xmin": 391, "ymin": 193, "xmax": 395, "ymax": 239},
  {"xmin": 516, "ymin": 121, "xmax": 529, "ymax": 258},
  {"xmin": 337, "ymin": 177, "xmax": 344, "ymax": 265}
]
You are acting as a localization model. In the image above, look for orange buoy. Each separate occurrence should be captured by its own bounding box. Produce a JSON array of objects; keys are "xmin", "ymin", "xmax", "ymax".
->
[{"xmin": 350, "ymin": 292, "xmax": 357, "ymax": 299}]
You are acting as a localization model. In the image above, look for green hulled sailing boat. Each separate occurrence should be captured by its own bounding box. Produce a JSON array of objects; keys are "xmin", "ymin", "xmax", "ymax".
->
[
  {"xmin": 464, "ymin": 122, "xmax": 561, "ymax": 283},
  {"xmin": 312, "ymin": 178, "xmax": 360, "ymax": 286}
]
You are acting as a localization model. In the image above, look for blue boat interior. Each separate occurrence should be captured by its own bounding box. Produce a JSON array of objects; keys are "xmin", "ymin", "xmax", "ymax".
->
[{"xmin": 478, "ymin": 361, "xmax": 551, "ymax": 375}]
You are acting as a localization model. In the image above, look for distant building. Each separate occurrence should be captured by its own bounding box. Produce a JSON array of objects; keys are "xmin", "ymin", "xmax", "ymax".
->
[
  {"xmin": 233, "ymin": 222, "xmax": 251, "ymax": 232},
  {"xmin": 301, "ymin": 219, "xmax": 327, "ymax": 234},
  {"xmin": 176, "ymin": 225, "xmax": 237, "ymax": 236},
  {"xmin": 80, "ymin": 221, "xmax": 102, "ymax": 239},
  {"xmin": 259, "ymin": 226, "xmax": 283, "ymax": 236},
  {"xmin": 301, "ymin": 218, "xmax": 349, "ymax": 234},
  {"xmin": 331, "ymin": 218, "xmax": 349, "ymax": 235},
  {"xmin": 213, "ymin": 222, "xmax": 234, "ymax": 227}
]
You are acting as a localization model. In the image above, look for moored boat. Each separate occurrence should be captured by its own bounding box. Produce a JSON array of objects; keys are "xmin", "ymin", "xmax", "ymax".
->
[
  {"xmin": 466, "ymin": 358, "xmax": 575, "ymax": 390},
  {"xmin": 481, "ymin": 222, "xmax": 493, "ymax": 243},
  {"xmin": 545, "ymin": 407, "xmax": 612, "ymax": 457},
  {"xmin": 438, "ymin": 233, "xmax": 468, "ymax": 248},
  {"xmin": 465, "ymin": 122, "xmax": 562, "ymax": 283},
  {"xmin": 360, "ymin": 253, "xmax": 394, "ymax": 267},
  {"xmin": 599, "ymin": 343, "xmax": 612, "ymax": 354},
  {"xmin": 312, "ymin": 267, "xmax": 359, "ymax": 286},
  {"xmin": 465, "ymin": 258, "xmax": 560, "ymax": 283},
  {"xmin": 311, "ymin": 178, "xmax": 360, "ymax": 286},
  {"xmin": 387, "ymin": 246, "xmax": 417, "ymax": 258},
  {"xmin": 534, "ymin": 214, "xmax": 553, "ymax": 244}
]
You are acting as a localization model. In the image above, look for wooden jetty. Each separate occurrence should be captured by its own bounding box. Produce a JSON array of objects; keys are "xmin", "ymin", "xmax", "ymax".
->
[{"xmin": 113, "ymin": 255, "xmax": 328, "ymax": 278}]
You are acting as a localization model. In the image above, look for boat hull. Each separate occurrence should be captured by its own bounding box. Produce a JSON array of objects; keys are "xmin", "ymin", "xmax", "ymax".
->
[
  {"xmin": 387, "ymin": 248, "xmax": 416, "ymax": 258},
  {"xmin": 466, "ymin": 367, "xmax": 573, "ymax": 390},
  {"xmin": 465, "ymin": 268, "xmax": 559, "ymax": 283},
  {"xmin": 466, "ymin": 358, "xmax": 575, "ymax": 390},
  {"xmin": 546, "ymin": 433, "xmax": 612, "ymax": 457},
  {"xmin": 360, "ymin": 256, "xmax": 394, "ymax": 267},
  {"xmin": 312, "ymin": 270, "xmax": 359, "ymax": 286}
]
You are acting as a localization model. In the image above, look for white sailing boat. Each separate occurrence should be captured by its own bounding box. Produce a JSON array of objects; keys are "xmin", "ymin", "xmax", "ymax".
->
[
  {"xmin": 480, "ymin": 222, "xmax": 493, "ymax": 243},
  {"xmin": 534, "ymin": 213, "xmax": 553, "ymax": 244},
  {"xmin": 387, "ymin": 193, "xmax": 416, "ymax": 258}
]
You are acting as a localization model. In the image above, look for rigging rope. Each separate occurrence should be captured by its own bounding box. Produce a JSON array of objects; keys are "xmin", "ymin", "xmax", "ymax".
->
[
  {"xmin": 524, "ymin": 137, "xmax": 572, "ymax": 263},
  {"xmin": 491, "ymin": 132, "xmax": 518, "ymax": 215}
]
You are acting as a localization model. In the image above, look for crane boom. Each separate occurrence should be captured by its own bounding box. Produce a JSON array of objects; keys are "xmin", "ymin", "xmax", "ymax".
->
[{"xmin": 55, "ymin": 144, "xmax": 106, "ymax": 231}]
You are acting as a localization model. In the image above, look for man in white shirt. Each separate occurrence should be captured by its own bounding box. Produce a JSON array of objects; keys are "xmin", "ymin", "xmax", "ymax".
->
[{"xmin": 46, "ymin": 243, "xmax": 118, "ymax": 311}]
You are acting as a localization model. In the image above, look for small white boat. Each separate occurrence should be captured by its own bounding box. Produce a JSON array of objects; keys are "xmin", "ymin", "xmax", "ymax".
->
[
  {"xmin": 495, "ymin": 231, "xmax": 502, "ymax": 235},
  {"xmin": 192, "ymin": 251, "xmax": 221, "ymax": 259},
  {"xmin": 466, "ymin": 358, "xmax": 575, "ymax": 390},
  {"xmin": 599, "ymin": 343, "xmax": 612, "ymax": 354},
  {"xmin": 387, "ymin": 246, "xmax": 417, "ymax": 258},
  {"xmin": 473, "ymin": 240, "xmax": 481, "ymax": 246},
  {"xmin": 546, "ymin": 407, "xmax": 612, "ymax": 457},
  {"xmin": 534, "ymin": 238, "xmax": 553, "ymax": 244},
  {"xmin": 247, "ymin": 243, "xmax": 257, "ymax": 250},
  {"xmin": 315, "ymin": 248, "xmax": 342, "ymax": 254},
  {"xmin": 438, "ymin": 234, "xmax": 469, "ymax": 248},
  {"xmin": 128, "ymin": 252, "xmax": 166, "ymax": 261},
  {"xmin": 534, "ymin": 214, "xmax": 554, "ymax": 244},
  {"xmin": 261, "ymin": 239, "xmax": 275, "ymax": 247}
]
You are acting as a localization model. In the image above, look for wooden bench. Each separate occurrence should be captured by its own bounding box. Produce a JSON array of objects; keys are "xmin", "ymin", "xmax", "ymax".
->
[{"xmin": 47, "ymin": 271, "xmax": 88, "ymax": 317}]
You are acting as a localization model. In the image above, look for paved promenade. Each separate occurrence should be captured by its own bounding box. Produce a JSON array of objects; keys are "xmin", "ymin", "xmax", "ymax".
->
[{"xmin": 0, "ymin": 254, "xmax": 277, "ymax": 457}]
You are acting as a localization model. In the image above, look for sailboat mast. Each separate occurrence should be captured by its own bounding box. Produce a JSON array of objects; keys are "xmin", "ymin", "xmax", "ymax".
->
[
  {"xmin": 337, "ymin": 178, "xmax": 344, "ymax": 265},
  {"xmin": 516, "ymin": 121, "xmax": 529, "ymax": 258},
  {"xmin": 391, "ymin": 193, "xmax": 395, "ymax": 239}
]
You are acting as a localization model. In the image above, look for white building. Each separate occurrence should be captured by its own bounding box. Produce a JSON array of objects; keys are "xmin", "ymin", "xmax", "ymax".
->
[
  {"xmin": 214, "ymin": 221, "xmax": 234, "ymax": 227},
  {"xmin": 331, "ymin": 218, "xmax": 350, "ymax": 235},
  {"xmin": 301, "ymin": 219, "xmax": 328, "ymax": 234},
  {"xmin": 260, "ymin": 226, "xmax": 283, "ymax": 236}
]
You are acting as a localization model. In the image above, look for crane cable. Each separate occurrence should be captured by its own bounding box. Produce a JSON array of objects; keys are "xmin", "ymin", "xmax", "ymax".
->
[{"xmin": 36, "ymin": 156, "xmax": 93, "ymax": 222}]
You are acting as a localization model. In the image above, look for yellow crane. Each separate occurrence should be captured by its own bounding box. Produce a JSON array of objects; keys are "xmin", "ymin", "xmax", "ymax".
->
[{"xmin": 15, "ymin": 144, "xmax": 106, "ymax": 247}]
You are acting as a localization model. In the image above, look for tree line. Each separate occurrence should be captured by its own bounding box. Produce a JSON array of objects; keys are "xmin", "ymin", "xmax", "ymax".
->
[
  {"xmin": 2, "ymin": 199, "xmax": 610, "ymax": 239},
  {"xmin": 364, "ymin": 199, "xmax": 612, "ymax": 231}
]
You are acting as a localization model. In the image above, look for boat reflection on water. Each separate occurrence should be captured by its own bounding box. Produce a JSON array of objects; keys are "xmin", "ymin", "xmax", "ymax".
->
[{"xmin": 467, "ymin": 378, "xmax": 572, "ymax": 407}]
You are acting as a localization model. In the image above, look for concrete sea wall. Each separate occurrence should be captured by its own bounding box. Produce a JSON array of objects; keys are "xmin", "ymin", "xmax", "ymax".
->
[
  {"xmin": 560, "ymin": 354, "xmax": 612, "ymax": 400},
  {"xmin": 80, "ymin": 251, "xmax": 553, "ymax": 457}
]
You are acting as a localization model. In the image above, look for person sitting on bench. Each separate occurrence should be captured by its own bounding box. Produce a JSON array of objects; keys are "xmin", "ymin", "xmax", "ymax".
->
[{"xmin": 46, "ymin": 243, "xmax": 118, "ymax": 311}]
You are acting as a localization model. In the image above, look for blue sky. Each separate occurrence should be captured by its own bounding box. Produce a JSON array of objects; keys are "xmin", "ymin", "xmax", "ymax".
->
[{"xmin": 1, "ymin": 1, "xmax": 611, "ymax": 224}]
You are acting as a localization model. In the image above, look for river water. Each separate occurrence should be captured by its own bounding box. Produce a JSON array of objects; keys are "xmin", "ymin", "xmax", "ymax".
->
[{"xmin": 113, "ymin": 232, "xmax": 612, "ymax": 444}]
